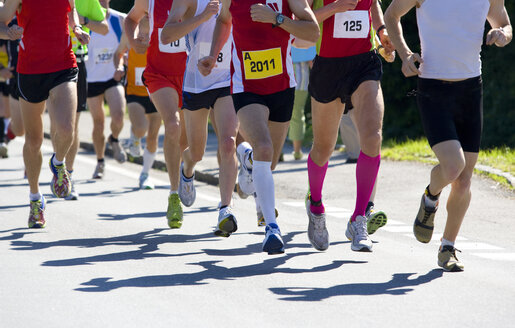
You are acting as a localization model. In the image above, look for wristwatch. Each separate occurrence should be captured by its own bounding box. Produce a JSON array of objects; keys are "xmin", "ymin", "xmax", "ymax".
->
[{"xmin": 273, "ymin": 14, "xmax": 285, "ymax": 28}]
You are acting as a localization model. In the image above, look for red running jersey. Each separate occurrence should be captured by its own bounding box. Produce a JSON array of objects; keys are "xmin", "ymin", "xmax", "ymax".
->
[
  {"xmin": 230, "ymin": 0, "xmax": 296, "ymax": 95},
  {"xmin": 313, "ymin": 0, "xmax": 374, "ymax": 58},
  {"xmin": 17, "ymin": 0, "xmax": 77, "ymax": 74},
  {"xmin": 147, "ymin": 0, "xmax": 187, "ymax": 76}
]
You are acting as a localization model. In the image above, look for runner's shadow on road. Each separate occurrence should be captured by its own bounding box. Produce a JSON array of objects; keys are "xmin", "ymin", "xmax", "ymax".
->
[
  {"xmin": 0, "ymin": 228, "xmax": 39, "ymax": 241},
  {"xmin": 75, "ymin": 250, "xmax": 364, "ymax": 292},
  {"xmin": 269, "ymin": 269, "xmax": 443, "ymax": 301},
  {"xmin": 9, "ymin": 229, "xmax": 217, "ymax": 267}
]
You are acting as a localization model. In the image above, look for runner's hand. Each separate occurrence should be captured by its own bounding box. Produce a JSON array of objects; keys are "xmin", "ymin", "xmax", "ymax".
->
[
  {"xmin": 378, "ymin": 29, "xmax": 395, "ymax": 53},
  {"xmin": 332, "ymin": 0, "xmax": 360, "ymax": 13},
  {"xmin": 250, "ymin": 4, "xmax": 276, "ymax": 24},
  {"xmin": 401, "ymin": 53, "xmax": 422, "ymax": 77},
  {"xmin": 0, "ymin": 67, "xmax": 13, "ymax": 80},
  {"xmin": 198, "ymin": 55, "xmax": 216, "ymax": 76},
  {"xmin": 7, "ymin": 25, "xmax": 23, "ymax": 40},
  {"xmin": 200, "ymin": 0, "xmax": 219, "ymax": 21},
  {"xmin": 74, "ymin": 26, "xmax": 90, "ymax": 45},
  {"xmin": 132, "ymin": 34, "xmax": 149, "ymax": 54},
  {"xmin": 486, "ymin": 27, "xmax": 509, "ymax": 47},
  {"xmin": 113, "ymin": 68, "xmax": 125, "ymax": 82}
]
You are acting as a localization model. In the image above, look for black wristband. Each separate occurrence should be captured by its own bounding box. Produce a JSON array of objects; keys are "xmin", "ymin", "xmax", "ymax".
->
[
  {"xmin": 376, "ymin": 24, "xmax": 386, "ymax": 36},
  {"xmin": 83, "ymin": 17, "xmax": 90, "ymax": 26}
]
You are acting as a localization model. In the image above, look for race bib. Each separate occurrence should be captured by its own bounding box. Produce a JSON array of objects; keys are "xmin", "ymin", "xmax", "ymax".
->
[
  {"xmin": 135, "ymin": 67, "xmax": 144, "ymax": 86},
  {"xmin": 158, "ymin": 28, "xmax": 187, "ymax": 54},
  {"xmin": 242, "ymin": 47, "xmax": 283, "ymax": 80},
  {"xmin": 199, "ymin": 41, "xmax": 231, "ymax": 71},
  {"xmin": 94, "ymin": 48, "xmax": 115, "ymax": 64},
  {"xmin": 333, "ymin": 10, "xmax": 370, "ymax": 39}
]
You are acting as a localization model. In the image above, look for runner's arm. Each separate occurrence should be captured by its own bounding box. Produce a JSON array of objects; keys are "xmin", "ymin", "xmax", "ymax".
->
[
  {"xmin": 371, "ymin": 0, "xmax": 394, "ymax": 52},
  {"xmin": 486, "ymin": 0, "xmax": 512, "ymax": 47},
  {"xmin": 310, "ymin": 0, "xmax": 360, "ymax": 24},
  {"xmin": 0, "ymin": 0, "xmax": 21, "ymax": 23},
  {"xmin": 384, "ymin": 0, "xmax": 421, "ymax": 76},
  {"xmin": 82, "ymin": 16, "xmax": 109, "ymax": 36},
  {"xmin": 162, "ymin": 0, "xmax": 219, "ymax": 44},
  {"xmin": 69, "ymin": 0, "xmax": 90, "ymax": 45},
  {"xmin": 198, "ymin": 0, "xmax": 232, "ymax": 76},
  {"xmin": 113, "ymin": 32, "xmax": 129, "ymax": 78},
  {"xmin": 125, "ymin": 0, "xmax": 149, "ymax": 54}
]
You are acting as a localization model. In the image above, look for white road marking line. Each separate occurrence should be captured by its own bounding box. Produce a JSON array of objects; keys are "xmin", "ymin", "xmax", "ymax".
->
[{"xmin": 382, "ymin": 226, "xmax": 413, "ymax": 233}]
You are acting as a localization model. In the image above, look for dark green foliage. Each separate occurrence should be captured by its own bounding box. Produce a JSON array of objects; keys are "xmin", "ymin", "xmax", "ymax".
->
[
  {"xmin": 110, "ymin": 0, "xmax": 134, "ymax": 13},
  {"xmin": 380, "ymin": 0, "xmax": 515, "ymax": 147}
]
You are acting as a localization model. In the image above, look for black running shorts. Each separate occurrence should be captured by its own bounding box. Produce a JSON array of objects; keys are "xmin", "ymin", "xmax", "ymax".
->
[
  {"xmin": 77, "ymin": 61, "xmax": 88, "ymax": 112},
  {"xmin": 0, "ymin": 82, "xmax": 9, "ymax": 97},
  {"xmin": 182, "ymin": 86, "xmax": 230, "ymax": 111},
  {"xmin": 309, "ymin": 51, "xmax": 382, "ymax": 112},
  {"xmin": 126, "ymin": 94, "xmax": 157, "ymax": 114},
  {"xmin": 87, "ymin": 78, "xmax": 122, "ymax": 98},
  {"xmin": 232, "ymin": 87, "xmax": 294, "ymax": 123},
  {"xmin": 18, "ymin": 67, "xmax": 79, "ymax": 103},
  {"xmin": 417, "ymin": 76, "xmax": 483, "ymax": 153}
]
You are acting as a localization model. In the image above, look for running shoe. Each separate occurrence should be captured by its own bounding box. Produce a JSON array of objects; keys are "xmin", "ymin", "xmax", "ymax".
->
[
  {"xmin": 236, "ymin": 183, "xmax": 249, "ymax": 199},
  {"xmin": 305, "ymin": 192, "xmax": 329, "ymax": 251},
  {"xmin": 139, "ymin": 172, "xmax": 154, "ymax": 190},
  {"xmin": 167, "ymin": 193, "xmax": 183, "ymax": 229},
  {"xmin": 263, "ymin": 223, "xmax": 285, "ymax": 254},
  {"xmin": 109, "ymin": 135, "xmax": 127, "ymax": 163},
  {"xmin": 438, "ymin": 245, "xmax": 464, "ymax": 272},
  {"xmin": 65, "ymin": 175, "xmax": 79, "ymax": 200},
  {"xmin": 257, "ymin": 208, "xmax": 279, "ymax": 227},
  {"xmin": 179, "ymin": 162, "xmax": 196, "ymax": 207},
  {"xmin": 366, "ymin": 204, "xmax": 387, "ymax": 235},
  {"xmin": 0, "ymin": 142, "xmax": 8, "ymax": 158},
  {"xmin": 345, "ymin": 215, "xmax": 373, "ymax": 252},
  {"xmin": 49, "ymin": 154, "xmax": 71, "ymax": 198},
  {"xmin": 214, "ymin": 206, "xmax": 238, "ymax": 237},
  {"xmin": 128, "ymin": 136, "xmax": 142, "ymax": 158},
  {"xmin": 92, "ymin": 161, "xmax": 105, "ymax": 179},
  {"xmin": 237, "ymin": 149, "xmax": 254, "ymax": 197},
  {"xmin": 414, "ymin": 192, "xmax": 439, "ymax": 243},
  {"xmin": 293, "ymin": 151, "xmax": 303, "ymax": 161},
  {"xmin": 28, "ymin": 196, "xmax": 46, "ymax": 228}
]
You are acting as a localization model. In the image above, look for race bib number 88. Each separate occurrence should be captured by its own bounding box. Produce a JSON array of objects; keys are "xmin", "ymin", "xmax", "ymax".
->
[
  {"xmin": 333, "ymin": 10, "xmax": 370, "ymax": 39},
  {"xmin": 158, "ymin": 28, "xmax": 187, "ymax": 53},
  {"xmin": 242, "ymin": 48, "xmax": 283, "ymax": 80}
]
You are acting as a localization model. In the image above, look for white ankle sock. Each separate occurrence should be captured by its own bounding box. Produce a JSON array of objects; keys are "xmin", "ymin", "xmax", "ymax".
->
[
  {"xmin": 424, "ymin": 194, "xmax": 438, "ymax": 208},
  {"xmin": 252, "ymin": 160, "xmax": 276, "ymax": 226},
  {"xmin": 142, "ymin": 148, "xmax": 156, "ymax": 173},
  {"xmin": 441, "ymin": 238, "xmax": 454, "ymax": 248},
  {"xmin": 52, "ymin": 155, "xmax": 64, "ymax": 167},
  {"xmin": 30, "ymin": 192, "xmax": 42, "ymax": 201}
]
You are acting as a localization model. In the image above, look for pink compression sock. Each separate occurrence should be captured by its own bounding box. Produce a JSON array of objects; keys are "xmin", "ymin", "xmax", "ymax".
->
[
  {"xmin": 351, "ymin": 151, "xmax": 381, "ymax": 221},
  {"xmin": 307, "ymin": 154, "xmax": 328, "ymax": 214}
]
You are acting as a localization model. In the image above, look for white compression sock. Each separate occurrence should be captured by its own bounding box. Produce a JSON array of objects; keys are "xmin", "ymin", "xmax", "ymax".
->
[
  {"xmin": 252, "ymin": 160, "xmax": 276, "ymax": 226},
  {"xmin": 142, "ymin": 148, "xmax": 156, "ymax": 173}
]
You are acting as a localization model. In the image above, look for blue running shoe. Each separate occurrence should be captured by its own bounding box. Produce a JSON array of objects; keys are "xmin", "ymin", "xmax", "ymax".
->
[{"xmin": 263, "ymin": 223, "xmax": 285, "ymax": 255}]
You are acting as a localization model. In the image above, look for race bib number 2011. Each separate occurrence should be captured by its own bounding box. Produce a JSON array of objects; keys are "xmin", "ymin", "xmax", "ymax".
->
[
  {"xmin": 242, "ymin": 47, "xmax": 283, "ymax": 80},
  {"xmin": 333, "ymin": 10, "xmax": 370, "ymax": 39}
]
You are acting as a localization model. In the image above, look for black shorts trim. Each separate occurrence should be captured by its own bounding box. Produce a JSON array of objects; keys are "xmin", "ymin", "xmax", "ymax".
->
[
  {"xmin": 77, "ymin": 61, "xmax": 87, "ymax": 112},
  {"xmin": 417, "ymin": 76, "xmax": 483, "ymax": 153},
  {"xmin": 182, "ymin": 87, "xmax": 231, "ymax": 111},
  {"xmin": 309, "ymin": 51, "xmax": 382, "ymax": 112},
  {"xmin": 8, "ymin": 75, "xmax": 19, "ymax": 100},
  {"xmin": 126, "ymin": 94, "xmax": 157, "ymax": 114},
  {"xmin": 232, "ymin": 88, "xmax": 295, "ymax": 123},
  {"xmin": 87, "ymin": 78, "xmax": 121, "ymax": 98},
  {"xmin": 18, "ymin": 67, "xmax": 79, "ymax": 103}
]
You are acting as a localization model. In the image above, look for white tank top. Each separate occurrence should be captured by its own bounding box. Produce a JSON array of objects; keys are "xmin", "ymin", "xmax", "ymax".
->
[
  {"xmin": 416, "ymin": 0, "xmax": 489, "ymax": 79},
  {"xmin": 183, "ymin": 0, "xmax": 231, "ymax": 93},
  {"xmin": 86, "ymin": 10, "xmax": 125, "ymax": 83}
]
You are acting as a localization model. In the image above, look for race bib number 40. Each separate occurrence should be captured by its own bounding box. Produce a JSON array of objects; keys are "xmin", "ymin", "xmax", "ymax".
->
[
  {"xmin": 242, "ymin": 48, "xmax": 283, "ymax": 80},
  {"xmin": 158, "ymin": 28, "xmax": 187, "ymax": 54},
  {"xmin": 333, "ymin": 10, "xmax": 370, "ymax": 39}
]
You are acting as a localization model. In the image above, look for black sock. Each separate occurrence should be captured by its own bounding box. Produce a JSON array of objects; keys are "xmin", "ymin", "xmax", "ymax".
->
[
  {"xmin": 425, "ymin": 185, "xmax": 440, "ymax": 200},
  {"xmin": 98, "ymin": 158, "xmax": 105, "ymax": 163},
  {"xmin": 0, "ymin": 117, "xmax": 4, "ymax": 142},
  {"xmin": 109, "ymin": 135, "xmax": 119, "ymax": 143}
]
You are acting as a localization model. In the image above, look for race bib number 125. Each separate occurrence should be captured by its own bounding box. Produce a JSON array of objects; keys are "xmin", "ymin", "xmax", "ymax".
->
[{"xmin": 333, "ymin": 10, "xmax": 370, "ymax": 39}]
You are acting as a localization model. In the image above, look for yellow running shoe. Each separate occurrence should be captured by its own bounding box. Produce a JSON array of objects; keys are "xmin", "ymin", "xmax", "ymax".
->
[
  {"xmin": 167, "ymin": 193, "xmax": 183, "ymax": 229},
  {"xmin": 438, "ymin": 245, "xmax": 464, "ymax": 272}
]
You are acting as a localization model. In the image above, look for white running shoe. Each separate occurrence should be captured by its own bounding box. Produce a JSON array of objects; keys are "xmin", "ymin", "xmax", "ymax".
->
[
  {"xmin": 214, "ymin": 206, "xmax": 238, "ymax": 237},
  {"xmin": 237, "ymin": 149, "xmax": 254, "ymax": 196},
  {"xmin": 109, "ymin": 135, "xmax": 127, "ymax": 163},
  {"xmin": 179, "ymin": 162, "xmax": 196, "ymax": 207},
  {"xmin": 263, "ymin": 223, "xmax": 285, "ymax": 254},
  {"xmin": 345, "ymin": 215, "xmax": 373, "ymax": 252},
  {"xmin": 128, "ymin": 137, "xmax": 142, "ymax": 158},
  {"xmin": 92, "ymin": 162, "xmax": 105, "ymax": 179},
  {"xmin": 305, "ymin": 192, "xmax": 329, "ymax": 251},
  {"xmin": 65, "ymin": 176, "xmax": 79, "ymax": 200},
  {"xmin": 139, "ymin": 172, "xmax": 154, "ymax": 190}
]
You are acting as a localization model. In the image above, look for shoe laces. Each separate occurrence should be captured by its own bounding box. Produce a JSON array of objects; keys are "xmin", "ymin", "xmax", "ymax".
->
[
  {"xmin": 354, "ymin": 217, "xmax": 369, "ymax": 240},
  {"xmin": 31, "ymin": 201, "xmax": 42, "ymax": 220},
  {"xmin": 312, "ymin": 213, "xmax": 326, "ymax": 231},
  {"xmin": 56, "ymin": 166, "xmax": 66, "ymax": 186}
]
